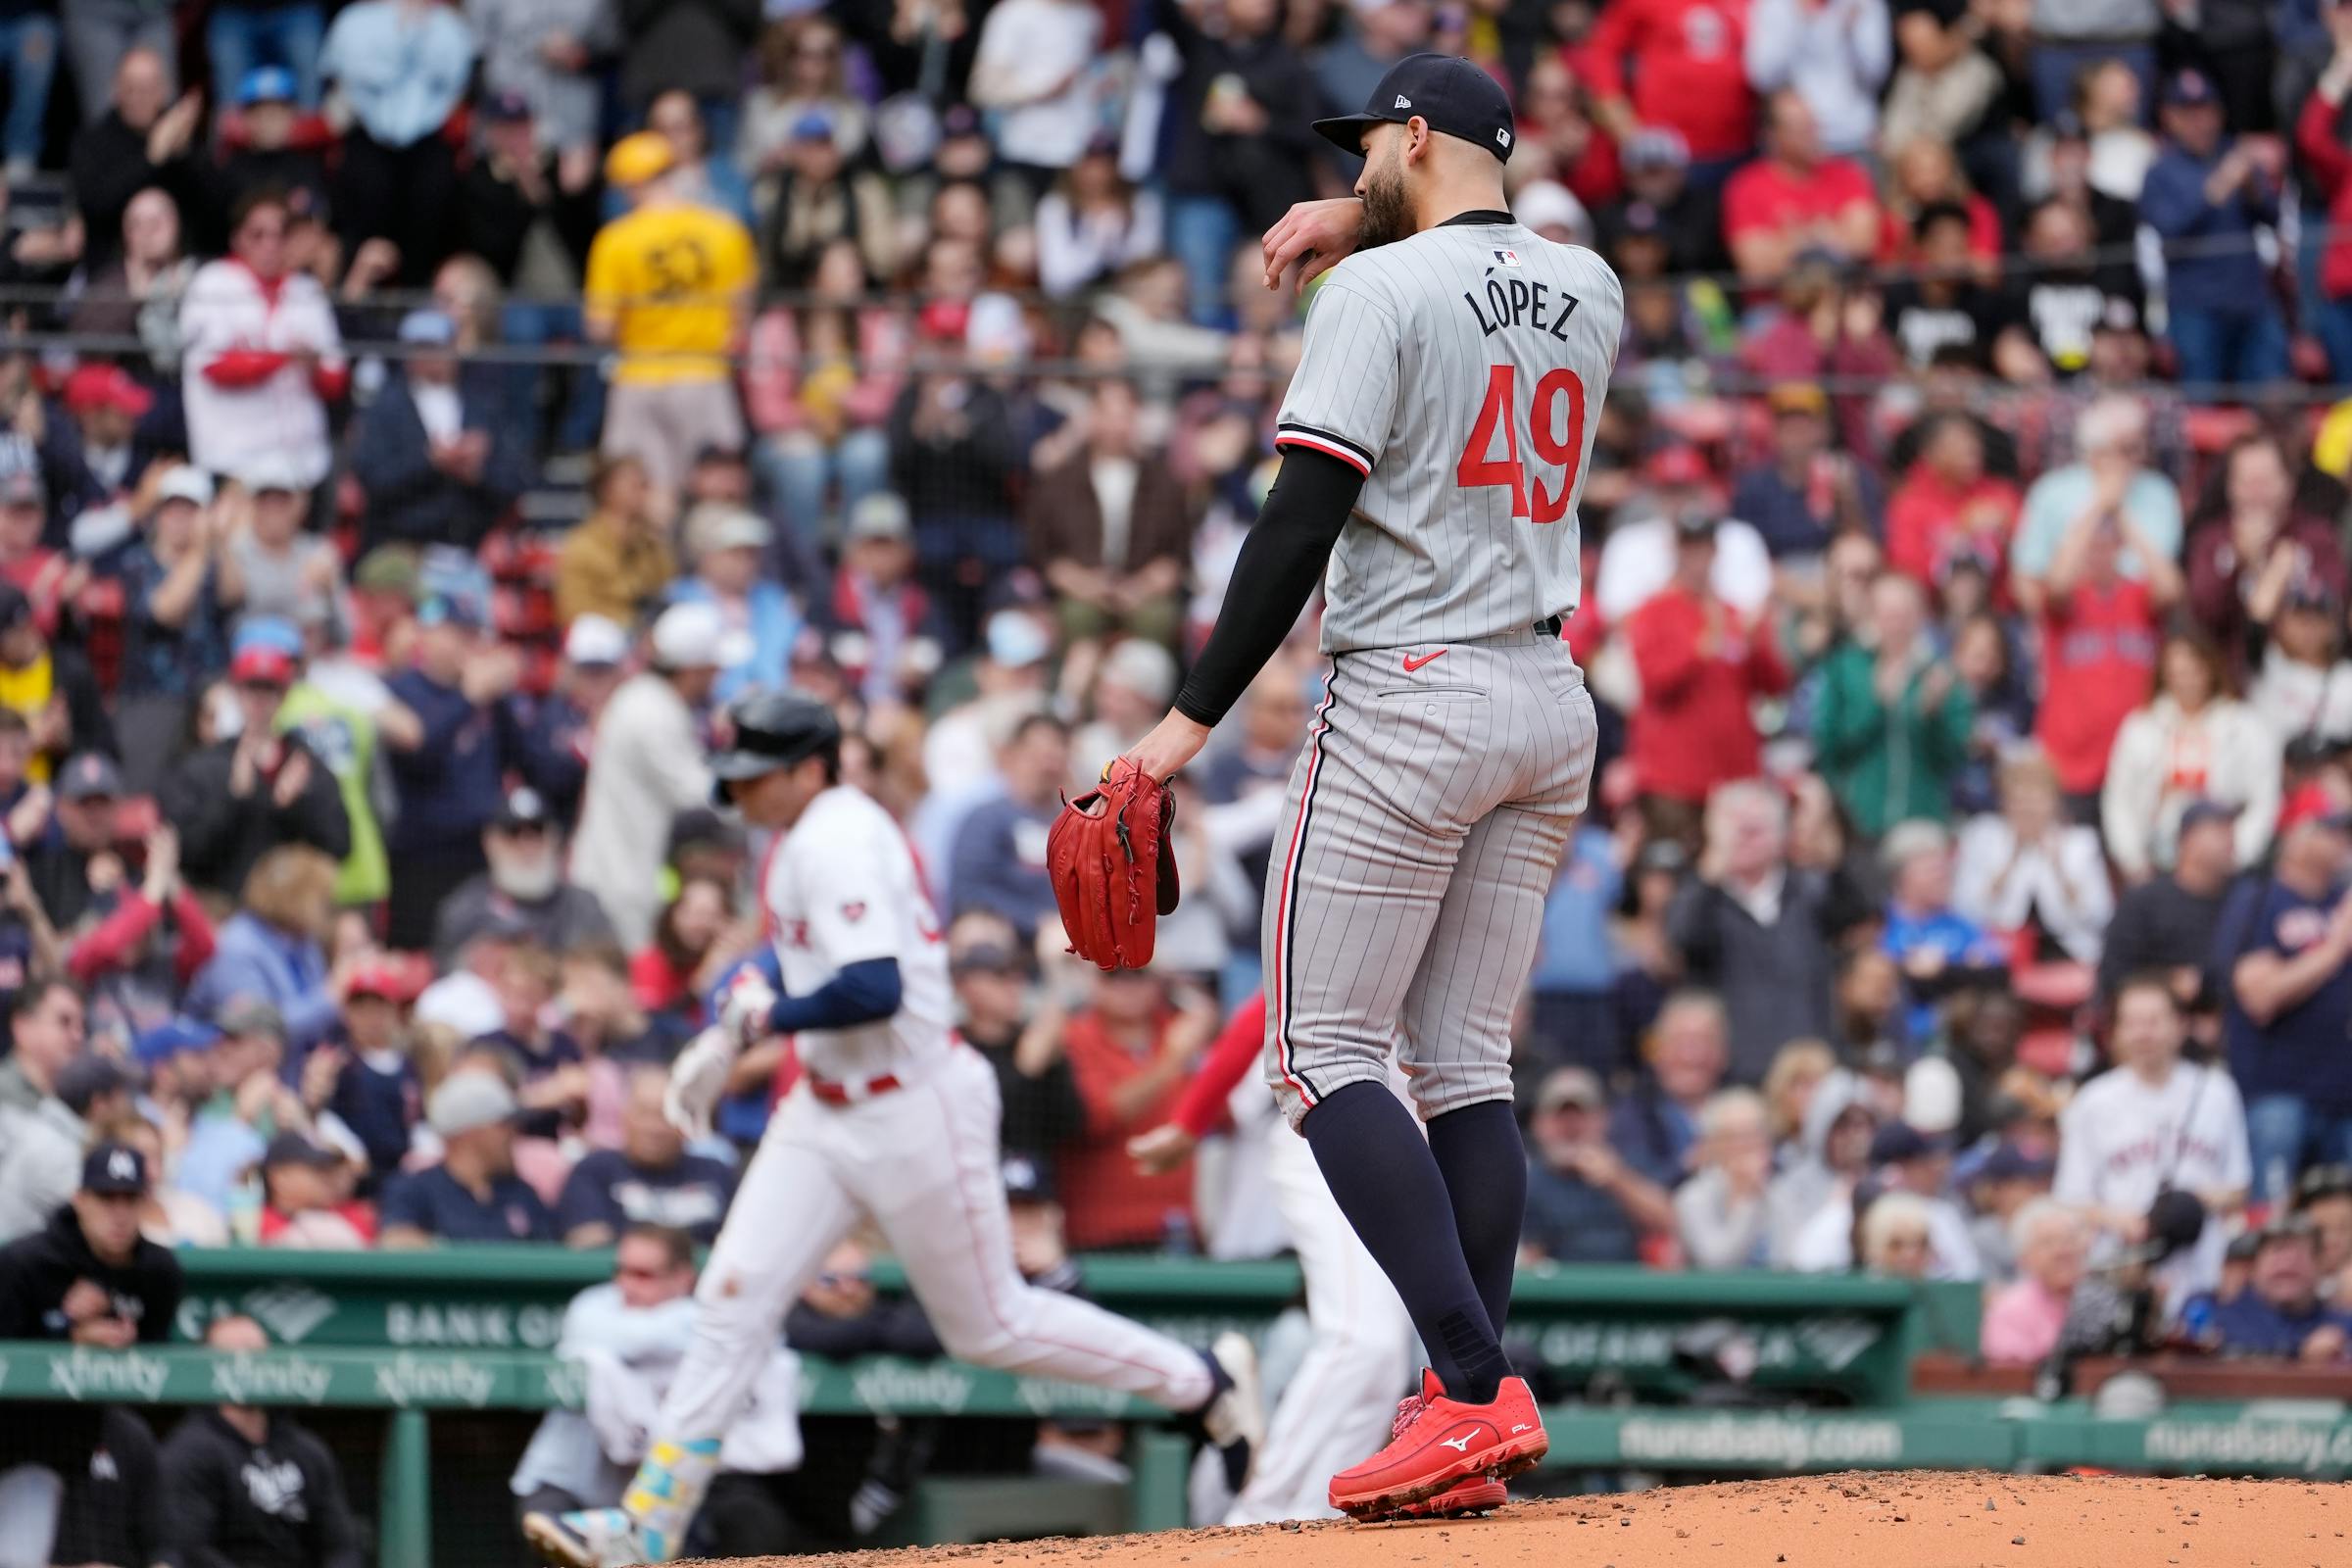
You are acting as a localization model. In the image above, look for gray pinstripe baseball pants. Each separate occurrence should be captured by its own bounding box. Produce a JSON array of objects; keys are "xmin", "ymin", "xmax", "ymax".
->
[{"xmin": 1261, "ymin": 629, "xmax": 1597, "ymax": 1130}]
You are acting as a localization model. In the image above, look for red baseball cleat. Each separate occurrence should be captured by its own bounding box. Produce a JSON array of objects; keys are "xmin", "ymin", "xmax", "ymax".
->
[
  {"xmin": 1394, "ymin": 1476, "xmax": 1509, "ymax": 1519},
  {"xmin": 1328, "ymin": 1370, "xmax": 1548, "ymax": 1521}
]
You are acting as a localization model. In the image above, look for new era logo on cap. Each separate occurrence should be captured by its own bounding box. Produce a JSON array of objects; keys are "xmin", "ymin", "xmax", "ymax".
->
[{"xmin": 1316, "ymin": 54, "xmax": 1514, "ymax": 166}]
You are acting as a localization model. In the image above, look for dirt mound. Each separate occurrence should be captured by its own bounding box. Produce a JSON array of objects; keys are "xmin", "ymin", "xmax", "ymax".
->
[{"xmin": 693, "ymin": 1471, "xmax": 2348, "ymax": 1568}]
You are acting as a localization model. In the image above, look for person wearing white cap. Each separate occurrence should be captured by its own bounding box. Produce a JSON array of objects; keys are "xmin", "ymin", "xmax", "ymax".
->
[
  {"xmin": 808, "ymin": 492, "xmax": 949, "ymax": 709},
  {"xmin": 224, "ymin": 449, "xmax": 342, "ymax": 630},
  {"xmin": 666, "ymin": 503, "xmax": 799, "ymax": 703},
  {"xmin": 571, "ymin": 603, "xmax": 725, "ymax": 948},
  {"xmin": 1509, "ymin": 179, "xmax": 1593, "ymax": 247},
  {"xmin": 505, "ymin": 615, "xmax": 632, "ymax": 831},
  {"xmin": 379, "ymin": 1069, "xmax": 559, "ymax": 1246},
  {"xmin": 112, "ymin": 465, "xmax": 231, "ymax": 794},
  {"xmin": 1070, "ymin": 637, "xmax": 1177, "ymax": 781}
]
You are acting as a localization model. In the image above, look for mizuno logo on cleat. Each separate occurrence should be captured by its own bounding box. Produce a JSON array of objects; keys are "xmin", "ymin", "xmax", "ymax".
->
[{"xmin": 1440, "ymin": 1435, "xmax": 1472, "ymax": 1451}]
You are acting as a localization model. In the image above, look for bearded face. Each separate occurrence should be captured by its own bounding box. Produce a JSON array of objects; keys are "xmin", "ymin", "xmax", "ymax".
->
[{"xmin": 1355, "ymin": 132, "xmax": 1414, "ymax": 252}]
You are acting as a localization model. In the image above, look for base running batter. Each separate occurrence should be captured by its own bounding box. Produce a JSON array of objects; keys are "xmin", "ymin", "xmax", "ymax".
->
[
  {"xmin": 1122, "ymin": 52, "xmax": 1621, "ymax": 1521},
  {"xmin": 527, "ymin": 692, "xmax": 1262, "ymax": 1568}
]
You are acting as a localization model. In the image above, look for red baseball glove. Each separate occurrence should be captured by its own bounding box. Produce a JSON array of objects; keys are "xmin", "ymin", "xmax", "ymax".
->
[{"xmin": 1049, "ymin": 758, "xmax": 1182, "ymax": 971}]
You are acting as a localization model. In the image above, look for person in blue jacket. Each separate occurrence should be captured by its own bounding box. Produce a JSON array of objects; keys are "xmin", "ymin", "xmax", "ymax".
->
[{"xmin": 2139, "ymin": 68, "xmax": 2287, "ymax": 388}]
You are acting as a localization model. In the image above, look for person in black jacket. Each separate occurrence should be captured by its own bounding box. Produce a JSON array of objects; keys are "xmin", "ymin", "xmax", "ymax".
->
[
  {"xmin": 163, "ymin": 1315, "xmax": 364, "ymax": 1568},
  {"xmin": 1666, "ymin": 781, "xmax": 1871, "ymax": 1085},
  {"xmin": 347, "ymin": 310, "xmax": 532, "ymax": 555},
  {"xmin": 48, "ymin": 1406, "xmax": 168, "ymax": 1568},
  {"xmin": 1156, "ymin": 0, "xmax": 1320, "ymax": 322},
  {"xmin": 67, "ymin": 46, "xmax": 205, "ymax": 274},
  {"xmin": 0, "ymin": 1144, "xmax": 184, "ymax": 1565},
  {"xmin": 458, "ymin": 92, "xmax": 601, "ymax": 287},
  {"xmin": 159, "ymin": 625, "xmax": 352, "ymax": 902}
]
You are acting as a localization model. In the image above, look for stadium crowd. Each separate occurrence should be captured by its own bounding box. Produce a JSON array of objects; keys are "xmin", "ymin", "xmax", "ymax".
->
[{"xmin": 9, "ymin": 0, "xmax": 2352, "ymax": 1556}]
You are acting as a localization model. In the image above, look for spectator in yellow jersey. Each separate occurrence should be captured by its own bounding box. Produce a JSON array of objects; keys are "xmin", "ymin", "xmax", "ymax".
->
[{"xmin": 583, "ymin": 131, "xmax": 757, "ymax": 498}]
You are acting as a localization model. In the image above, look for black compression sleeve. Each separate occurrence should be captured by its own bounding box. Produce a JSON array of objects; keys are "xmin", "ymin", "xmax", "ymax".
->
[{"xmin": 1172, "ymin": 447, "xmax": 1365, "ymax": 728}]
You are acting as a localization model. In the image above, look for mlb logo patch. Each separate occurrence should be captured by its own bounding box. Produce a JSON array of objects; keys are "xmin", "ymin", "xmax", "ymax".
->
[
  {"xmin": 1493, "ymin": 249, "xmax": 1521, "ymax": 267},
  {"xmin": 1497, "ymin": 127, "xmax": 1512, "ymax": 148}
]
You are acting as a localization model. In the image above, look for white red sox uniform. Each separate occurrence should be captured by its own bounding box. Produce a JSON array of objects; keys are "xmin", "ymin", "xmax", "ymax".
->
[
  {"xmin": 643, "ymin": 784, "xmax": 1217, "ymax": 1486},
  {"xmin": 1261, "ymin": 219, "xmax": 1621, "ymax": 1127},
  {"xmin": 177, "ymin": 258, "xmax": 347, "ymax": 486},
  {"xmin": 2053, "ymin": 1057, "xmax": 2249, "ymax": 1302}
]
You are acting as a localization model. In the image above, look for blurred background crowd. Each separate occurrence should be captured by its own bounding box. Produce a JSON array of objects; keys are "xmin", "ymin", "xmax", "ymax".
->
[{"xmin": 10, "ymin": 0, "xmax": 2352, "ymax": 1555}]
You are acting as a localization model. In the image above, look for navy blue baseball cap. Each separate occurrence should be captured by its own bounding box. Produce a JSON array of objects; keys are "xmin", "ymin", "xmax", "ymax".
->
[{"xmin": 1312, "ymin": 53, "xmax": 1515, "ymax": 164}]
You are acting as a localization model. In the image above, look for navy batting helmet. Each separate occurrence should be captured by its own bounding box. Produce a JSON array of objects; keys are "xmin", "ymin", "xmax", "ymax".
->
[{"xmin": 710, "ymin": 689, "xmax": 841, "ymax": 801}]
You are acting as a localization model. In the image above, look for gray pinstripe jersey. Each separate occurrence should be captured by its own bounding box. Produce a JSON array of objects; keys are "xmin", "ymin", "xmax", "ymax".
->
[{"xmin": 1274, "ymin": 219, "xmax": 1623, "ymax": 654}]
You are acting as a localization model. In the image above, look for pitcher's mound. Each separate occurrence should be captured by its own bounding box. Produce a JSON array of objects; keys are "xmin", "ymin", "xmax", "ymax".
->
[{"xmin": 692, "ymin": 1471, "xmax": 2346, "ymax": 1568}]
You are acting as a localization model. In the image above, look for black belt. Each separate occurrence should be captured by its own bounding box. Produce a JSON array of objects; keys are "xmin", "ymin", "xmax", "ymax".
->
[{"xmin": 1535, "ymin": 614, "xmax": 1563, "ymax": 636}]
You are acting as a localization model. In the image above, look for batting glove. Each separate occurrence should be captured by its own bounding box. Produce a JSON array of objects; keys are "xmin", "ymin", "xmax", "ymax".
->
[{"xmin": 663, "ymin": 1025, "xmax": 740, "ymax": 1141}]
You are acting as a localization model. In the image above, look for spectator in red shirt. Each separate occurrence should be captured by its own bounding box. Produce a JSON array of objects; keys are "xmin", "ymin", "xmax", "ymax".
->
[
  {"xmin": 1885, "ymin": 415, "xmax": 2023, "ymax": 596},
  {"xmin": 1586, "ymin": 0, "xmax": 1755, "ymax": 173},
  {"xmin": 1722, "ymin": 91, "xmax": 1882, "ymax": 285},
  {"xmin": 1625, "ymin": 510, "xmax": 1790, "ymax": 812},
  {"xmin": 1516, "ymin": 53, "xmax": 1622, "ymax": 210},
  {"xmin": 1054, "ymin": 968, "xmax": 1218, "ymax": 1251},
  {"xmin": 2034, "ymin": 499, "xmax": 2180, "ymax": 804}
]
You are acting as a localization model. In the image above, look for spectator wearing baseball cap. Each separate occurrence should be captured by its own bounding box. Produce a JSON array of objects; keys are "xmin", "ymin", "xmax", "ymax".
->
[
  {"xmin": 383, "ymin": 559, "xmax": 522, "ymax": 951},
  {"xmin": 2222, "ymin": 782, "xmax": 2352, "ymax": 1204},
  {"xmin": 502, "ymin": 614, "xmax": 631, "ymax": 834},
  {"xmin": 1591, "ymin": 445, "xmax": 1775, "ymax": 624},
  {"xmin": 583, "ymin": 120, "xmax": 757, "ymax": 495},
  {"xmin": 318, "ymin": 954, "xmax": 428, "ymax": 1185},
  {"xmin": 222, "ymin": 452, "xmax": 340, "ymax": 628},
  {"xmin": 0, "ymin": 1136, "xmax": 182, "ymax": 1553},
  {"xmin": 0, "ymin": 435, "xmax": 55, "ymax": 586},
  {"xmin": 2141, "ymin": 67, "xmax": 2288, "ymax": 388},
  {"xmin": 33, "ymin": 756, "xmax": 220, "ymax": 1047},
  {"xmin": 667, "ymin": 502, "xmax": 798, "ymax": 702},
  {"xmin": 1733, "ymin": 382, "xmax": 1883, "ymax": 566},
  {"xmin": 212, "ymin": 65, "xmax": 333, "ymax": 232},
  {"xmin": 50, "ymin": 365, "xmax": 159, "ymax": 537},
  {"xmin": 807, "ymin": 492, "xmax": 952, "ymax": 710},
  {"xmin": 0, "ymin": 1139, "xmax": 182, "ymax": 1343},
  {"xmin": 108, "ymin": 464, "xmax": 230, "ymax": 794},
  {"xmin": 159, "ymin": 619, "xmax": 351, "ymax": 903},
  {"xmin": 350, "ymin": 308, "xmax": 533, "ymax": 555},
  {"xmin": 433, "ymin": 785, "xmax": 618, "ymax": 970},
  {"xmin": 257, "ymin": 1131, "xmax": 374, "ymax": 1248},
  {"xmin": 378, "ymin": 1069, "xmax": 558, "ymax": 1246},
  {"xmin": 572, "ymin": 603, "xmax": 723, "ymax": 948},
  {"xmin": 1523, "ymin": 1066, "xmax": 1677, "ymax": 1265}
]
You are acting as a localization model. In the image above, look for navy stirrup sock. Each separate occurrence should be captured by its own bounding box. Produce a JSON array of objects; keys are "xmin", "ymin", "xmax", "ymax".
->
[
  {"xmin": 1427, "ymin": 1099, "xmax": 1528, "ymax": 1340},
  {"xmin": 1302, "ymin": 1081, "xmax": 1510, "ymax": 1403}
]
